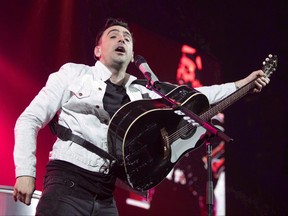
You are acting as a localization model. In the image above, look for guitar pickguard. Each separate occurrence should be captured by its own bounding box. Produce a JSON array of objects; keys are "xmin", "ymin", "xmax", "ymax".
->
[{"xmin": 170, "ymin": 125, "xmax": 206, "ymax": 163}]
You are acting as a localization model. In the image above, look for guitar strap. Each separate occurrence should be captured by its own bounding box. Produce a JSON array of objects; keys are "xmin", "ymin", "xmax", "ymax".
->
[{"xmin": 48, "ymin": 115, "xmax": 118, "ymax": 165}]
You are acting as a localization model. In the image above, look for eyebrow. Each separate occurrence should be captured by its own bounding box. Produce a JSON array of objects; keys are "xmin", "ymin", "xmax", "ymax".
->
[{"xmin": 106, "ymin": 29, "xmax": 132, "ymax": 38}]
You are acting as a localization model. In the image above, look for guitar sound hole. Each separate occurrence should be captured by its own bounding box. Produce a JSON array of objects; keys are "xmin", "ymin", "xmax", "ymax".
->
[{"xmin": 177, "ymin": 119, "xmax": 196, "ymax": 139}]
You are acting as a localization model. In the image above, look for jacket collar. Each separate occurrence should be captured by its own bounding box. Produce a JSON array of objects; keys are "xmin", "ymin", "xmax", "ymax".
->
[
  {"xmin": 94, "ymin": 61, "xmax": 112, "ymax": 81},
  {"xmin": 94, "ymin": 61, "xmax": 137, "ymax": 87}
]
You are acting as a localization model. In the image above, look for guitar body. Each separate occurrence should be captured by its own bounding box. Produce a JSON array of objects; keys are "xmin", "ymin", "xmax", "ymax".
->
[{"xmin": 108, "ymin": 85, "xmax": 210, "ymax": 191}]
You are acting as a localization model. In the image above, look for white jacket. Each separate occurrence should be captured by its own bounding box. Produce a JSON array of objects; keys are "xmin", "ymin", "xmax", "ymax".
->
[{"xmin": 14, "ymin": 61, "xmax": 236, "ymax": 178}]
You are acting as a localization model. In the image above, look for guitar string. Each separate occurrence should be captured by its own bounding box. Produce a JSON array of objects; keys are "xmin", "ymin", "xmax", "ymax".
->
[{"xmin": 167, "ymin": 122, "xmax": 196, "ymax": 142}]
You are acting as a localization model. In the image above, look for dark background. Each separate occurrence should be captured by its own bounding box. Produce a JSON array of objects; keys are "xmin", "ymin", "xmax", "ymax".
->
[{"xmin": 0, "ymin": 0, "xmax": 287, "ymax": 215}]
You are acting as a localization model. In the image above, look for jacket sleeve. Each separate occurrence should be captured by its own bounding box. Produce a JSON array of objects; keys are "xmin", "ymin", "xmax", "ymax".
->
[
  {"xmin": 196, "ymin": 82, "xmax": 237, "ymax": 104},
  {"xmin": 13, "ymin": 63, "xmax": 74, "ymax": 178}
]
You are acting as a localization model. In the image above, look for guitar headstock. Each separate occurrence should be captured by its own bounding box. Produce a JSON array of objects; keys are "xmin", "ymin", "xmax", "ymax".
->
[{"xmin": 262, "ymin": 54, "xmax": 277, "ymax": 78}]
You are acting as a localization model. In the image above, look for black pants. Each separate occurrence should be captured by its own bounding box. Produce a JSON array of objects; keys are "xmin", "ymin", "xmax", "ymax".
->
[{"xmin": 36, "ymin": 171, "xmax": 118, "ymax": 216}]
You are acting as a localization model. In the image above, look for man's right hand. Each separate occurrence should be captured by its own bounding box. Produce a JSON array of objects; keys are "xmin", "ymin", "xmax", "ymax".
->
[{"xmin": 13, "ymin": 176, "xmax": 36, "ymax": 206}]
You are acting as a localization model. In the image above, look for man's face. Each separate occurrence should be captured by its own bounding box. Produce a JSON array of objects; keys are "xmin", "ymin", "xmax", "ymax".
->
[{"xmin": 95, "ymin": 25, "xmax": 134, "ymax": 67}]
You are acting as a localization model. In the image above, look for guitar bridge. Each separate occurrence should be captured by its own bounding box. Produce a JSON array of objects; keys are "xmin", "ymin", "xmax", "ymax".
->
[{"xmin": 160, "ymin": 128, "xmax": 170, "ymax": 159}]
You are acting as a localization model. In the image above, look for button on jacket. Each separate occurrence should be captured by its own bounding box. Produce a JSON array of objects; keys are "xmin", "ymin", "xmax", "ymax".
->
[{"xmin": 14, "ymin": 61, "xmax": 236, "ymax": 178}]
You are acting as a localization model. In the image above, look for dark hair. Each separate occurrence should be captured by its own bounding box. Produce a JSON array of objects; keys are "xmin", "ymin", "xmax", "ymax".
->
[{"xmin": 95, "ymin": 18, "xmax": 132, "ymax": 46}]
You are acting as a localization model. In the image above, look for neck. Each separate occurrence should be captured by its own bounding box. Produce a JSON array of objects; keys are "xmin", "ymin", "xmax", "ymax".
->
[
  {"xmin": 110, "ymin": 72, "xmax": 127, "ymax": 85},
  {"xmin": 100, "ymin": 59, "xmax": 129, "ymax": 85},
  {"xmin": 108, "ymin": 65, "xmax": 129, "ymax": 85}
]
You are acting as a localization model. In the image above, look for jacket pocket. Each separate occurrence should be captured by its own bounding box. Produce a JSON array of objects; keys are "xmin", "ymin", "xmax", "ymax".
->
[{"xmin": 68, "ymin": 82, "xmax": 91, "ymax": 99}]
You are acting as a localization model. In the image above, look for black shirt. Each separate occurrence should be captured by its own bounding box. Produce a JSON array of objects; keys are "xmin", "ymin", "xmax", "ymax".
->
[{"xmin": 103, "ymin": 79, "xmax": 131, "ymax": 118}]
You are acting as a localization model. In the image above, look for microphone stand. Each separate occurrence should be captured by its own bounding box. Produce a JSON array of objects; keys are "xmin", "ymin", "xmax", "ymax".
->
[{"xmin": 143, "ymin": 77, "xmax": 232, "ymax": 216}]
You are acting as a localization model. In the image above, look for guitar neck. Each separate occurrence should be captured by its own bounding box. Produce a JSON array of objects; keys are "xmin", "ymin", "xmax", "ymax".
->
[{"xmin": 200, "ymin": 80, "xmax": 256, "ymax": 121}]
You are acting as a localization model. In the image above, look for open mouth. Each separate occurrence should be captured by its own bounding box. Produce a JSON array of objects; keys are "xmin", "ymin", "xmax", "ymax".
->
[{"xmin": 115, "ymin": 46, "xmax": 126, "ymax": 54}]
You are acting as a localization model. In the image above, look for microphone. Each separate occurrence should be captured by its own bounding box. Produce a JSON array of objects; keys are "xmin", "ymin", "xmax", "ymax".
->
[{"xmin": 134, "ymin": 55, "xmax": 159, "ymax": 87}]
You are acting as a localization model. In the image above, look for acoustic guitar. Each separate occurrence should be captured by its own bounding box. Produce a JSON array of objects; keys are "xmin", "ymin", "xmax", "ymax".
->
[{"xmin": 108, "ymin": 54, "xmax": 277, "ymax": 192}]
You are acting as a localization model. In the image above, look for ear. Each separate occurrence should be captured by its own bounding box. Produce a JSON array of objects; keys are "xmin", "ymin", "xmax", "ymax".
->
[{"xmin": 94, "ymin": 46, "xmax": 101, "ymax": 58}]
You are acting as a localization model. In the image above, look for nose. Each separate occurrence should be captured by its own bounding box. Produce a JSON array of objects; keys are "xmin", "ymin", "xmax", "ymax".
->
[{"xmin": 118, "ymin": 34, "xmax": 125, "ymax": 43}]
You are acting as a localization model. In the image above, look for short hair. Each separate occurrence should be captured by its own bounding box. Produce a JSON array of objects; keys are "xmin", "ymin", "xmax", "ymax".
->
[{"xmin": 95, "ymin": 18, "xmax": 133, "ymax": 46}]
